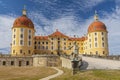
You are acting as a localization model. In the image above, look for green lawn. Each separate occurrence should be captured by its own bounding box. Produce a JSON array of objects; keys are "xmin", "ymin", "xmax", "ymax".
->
[
  {"xmin": 51, "ymin": 68, "xmax": 120, "ymax": 80},
  {"xmin": 0, "ymin": 67, "xmax": 57, "ymax": 80}
]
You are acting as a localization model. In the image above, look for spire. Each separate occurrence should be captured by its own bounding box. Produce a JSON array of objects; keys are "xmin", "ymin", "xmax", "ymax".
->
[
  {"xmin": 22, "ymin": 5, "xmax": 27, "ymax": 16},
  {"xmin": 94, "ymin": 10, "xmax": 99, "ymax": 21}
]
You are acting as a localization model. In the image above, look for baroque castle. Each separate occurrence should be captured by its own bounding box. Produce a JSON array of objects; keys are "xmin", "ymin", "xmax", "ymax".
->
[{"xmin": 11, "ymin": 8, "xmax": 109, "ymax": 57}]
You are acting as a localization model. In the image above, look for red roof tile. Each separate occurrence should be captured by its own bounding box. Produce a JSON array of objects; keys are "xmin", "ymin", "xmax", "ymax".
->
[
  {"xmin": 48, "ymin": 29, "xmax": 69, "ymax": 38},
  {"xmin": 34, "ymin": 36, "xmax": 48, "ymax": 40}
]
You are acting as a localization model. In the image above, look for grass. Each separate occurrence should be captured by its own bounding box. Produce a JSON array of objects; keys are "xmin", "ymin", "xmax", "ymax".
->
[
  {"xmin": 51, "ymin": 68, "xmax": 120, "ymax": 80},
  {"xmin": 0, "ymin": 67, "xmax": 57, "ymax": 80}
]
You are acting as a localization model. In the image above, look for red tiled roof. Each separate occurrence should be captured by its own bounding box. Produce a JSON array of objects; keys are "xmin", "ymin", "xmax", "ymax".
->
[
  {"xmin": 88, "ymin": 21, "xmax": 107, "ymax": 33},
  {"xmin": 48, "ymin": 29, "xmax": 69, "ymax": 38},
  {"xmin": 69, "ymin": 37, "xmax": 86, "ymax": 41},
  {"xmin": 34, "ymin": 36, "xmax": 48, "ymax": 40},
  {"xmin": 13, "ymin": 15, "xmax": 34, "ymax": 29}
]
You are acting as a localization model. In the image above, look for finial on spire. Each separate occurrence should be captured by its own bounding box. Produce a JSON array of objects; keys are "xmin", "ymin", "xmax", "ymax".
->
[
  {"xmin": 94, "ymin": 10, "xmax": 99, "ymax": 21},
  {"xmin": 22, "ymin": 5, "xmax": 27, "ymax": 16}
]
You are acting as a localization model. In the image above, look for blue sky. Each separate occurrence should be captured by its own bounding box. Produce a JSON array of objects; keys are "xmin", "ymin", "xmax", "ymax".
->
[{"xmin": 0, "ymin": 0, "xmax": 119, "ymax": 55}]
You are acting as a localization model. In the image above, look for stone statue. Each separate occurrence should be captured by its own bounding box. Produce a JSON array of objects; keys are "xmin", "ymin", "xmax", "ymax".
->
[{"xmin": 69, "ymin": 41, "xmax": 80, "ymax": 61}]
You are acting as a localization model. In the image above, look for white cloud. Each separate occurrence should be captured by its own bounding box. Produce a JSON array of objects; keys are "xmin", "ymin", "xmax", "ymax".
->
[
  {"xmin": 0, "ymin": 15, "xmax": 15, "ymax": 53},
  {"xmin": 100, "ymin": 6, "xmax": 120, "ymax": 55},
  {"xmin": 30, "ymin": 0, "xmax": 104, "ymax": 12}
]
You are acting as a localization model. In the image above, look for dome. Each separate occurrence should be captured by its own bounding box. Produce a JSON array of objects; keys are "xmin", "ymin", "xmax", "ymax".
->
[
  {"xmin": 13, "ymin": 15, "xmax": 34, "ymax": 29},
  {"xmin": 88, "ymin": 21, "xmax": 107, "ymax": 33}
]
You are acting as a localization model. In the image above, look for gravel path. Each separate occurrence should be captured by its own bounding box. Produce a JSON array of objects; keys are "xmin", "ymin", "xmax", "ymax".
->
[{"xmin": 40, "ymin": 67, "xmax": 63, "ymax": 80}]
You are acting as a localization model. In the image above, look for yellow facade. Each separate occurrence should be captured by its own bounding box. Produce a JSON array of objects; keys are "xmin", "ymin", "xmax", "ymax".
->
[
  {"xmin": 11, "ymin": 27, "xmax": 35, "ymax": 56},
  {"xmin": 11, "ymin": 9, "xmax": 109, "ymax": 56}
]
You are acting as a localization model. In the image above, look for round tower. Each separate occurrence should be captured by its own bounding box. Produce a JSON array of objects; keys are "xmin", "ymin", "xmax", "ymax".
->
[
  {"xmin": 11, "ymin": 6, "xmax": 35, "ymax": 56},
  {"xmin": 87, "ymin": 11, "xmax": 109, "ymax": 56}
]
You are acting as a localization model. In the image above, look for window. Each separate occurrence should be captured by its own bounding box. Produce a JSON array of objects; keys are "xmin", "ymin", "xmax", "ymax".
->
[
  {"xmin": 51, "ymin": 46, "xmax": 53, "ymax": 50},
  {"xmin": 38, "ymin": 42, "xmax": 40, "ymax": 44},
  {"xmin": 28, "ymin": 50, "xmax": 31, "ymax": 54},
  {"xmin": 101, "ymin": 32, "xmax": 104, "ymax": 35},
  {"xmin": 13, "ymin": 40, "xmax": 15, "ymax": 45},
  {"xmin": 11, "ymin": 61, "xmax": 14, "ymax": 65},
  {"xmin": 28, "ymin": 41, "xmax": 31, "ymax": 46},
  {"xmin": 13, "ymin": 35, "xmax": 16, "ymax": 38},
  {"xmin": 51, "ymin": 38, "xmax": 53, "ymax": 40},
  {"xmin": 26, "ymin": 61, "xmax": 29, "ymax": 66},
  {"xmin": 34, "ymin": 41, "xmax": 37, "ymax": 44},
  {"xmin": 90, "ymin": 44, "xmax": 91, "ymax": 48},
  {"xmin": 46, "ymin": 42, "xmax": 48, "ymax": 44},
  {"xmin": 46, "ymin": 46, "xmax": 48, "ymax": 50},
  {"xmin": 90, "ymin": 52, "xmax": 92, "ymax": 55},
  {"xmin": 96, "ymin": 51, "xmax": 98, "ymax": 55},
  {"xmin": 28, "ymin": 35, "xmax": 31, "ymax": 39},
  {"xmin": 103, "ymin": 51, "xmax": 105, "ymax": 54},
  {"xmin": 20, "ymin": 28, "xmax": 24, "ymax": 32},
  {"xmin": 58, "ymin": 38, "xmax": 60, "ymax": 40},
  {"xmin": 20, "ymin": 34, "xmax": 23, "ymax": 38},
  {"xmin": 38, "ymin": 46, "xmax": 40, "ymax": 49},
  {"xmin": 3, "ymin": 61, "xmax": 6, "ymax": 66},
  {"xmin": 95, "ymin": 37, "xmax": 97, "ymax": 41},
  {"xmin": 13, "ymin": 50, "xmax": 15, "ymax": 53},
  {"xmin": 64, "ymin": 47, "xmax": 66, "ymax": 50},
  {"xmin": 89, "ymin": 39, "xmax": 91, "ymax": 42},
  {"xmin": 102, "ymin": 37, "xmax": 104, "ymax": 41},
  {"xmin": 20, "ymin": 40, "xmax": 23, "ymax": 45},
  {"xmin": 42, "ymin": 42, "xmax": 44, "ymax": 44},
  {"xmin": 95, "ymin": 43, "xmax": 97, "ymax": 47},
  {"xmin": 51, "ymin": 42, "xmax": 53, "ymax": 45},
  {"xmin": 14, "ymin": 29, "xmax": 16, "ymax": 32},
  {"xmin": 64, "ymin": 42, "xmax": 66, "ymax": 45},
  {"xmin": 29, "ymin": 30, "xmax": 31, "ymax": 33},
  {"xmin": 34, "ymin": 46, "xmax": 37, "ymax": 49},
  {"xmin": 69, "ymin": 43, "xmax": 71, "ymax": 45},
  {"xmin": 42, "ymin": 46, "xmax": 44, "ymax": 49},
  {"xmin": 20, "ymin": 49, "xmax": 22, "ymax": 53},
  {"xmin": 102, "ymin": 43, "xmax": 104, "ymax": 47},
  {"xmin": 95, "ymin": 33, "xmax": 97, "ymax": 36},
  {"xmin": 64, "ymin": 38, "xmax": 66, "ymax": 41},
  {"xmin": 81, "ymin": 47, "xmax": 83, "ymax": 50}
]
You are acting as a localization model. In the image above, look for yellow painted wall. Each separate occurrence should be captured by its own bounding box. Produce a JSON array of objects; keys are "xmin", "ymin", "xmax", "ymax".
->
[{"xmin": 11, "ymin": 27, "xmax": 35, "ymax": 56}]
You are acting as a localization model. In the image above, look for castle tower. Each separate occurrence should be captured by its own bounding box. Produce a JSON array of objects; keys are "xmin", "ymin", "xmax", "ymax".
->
[
  {"xmin": 87, "ymin": 11, "xmax": 109, "ymax": 56},
  {"xmin": 11, "ymin": 6, "xmax": 35, "ymax": 56}
]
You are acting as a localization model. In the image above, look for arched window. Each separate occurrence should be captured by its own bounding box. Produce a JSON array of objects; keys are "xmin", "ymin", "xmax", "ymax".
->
[{"xmin": 3, "ymin": 61, "xmax": 6, "ymax": 66}]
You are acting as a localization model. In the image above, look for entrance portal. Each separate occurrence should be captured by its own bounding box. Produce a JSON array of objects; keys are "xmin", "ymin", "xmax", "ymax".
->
[{"xmin": 19, "ymin": 61, "xmax": 22, "ymax": 67}]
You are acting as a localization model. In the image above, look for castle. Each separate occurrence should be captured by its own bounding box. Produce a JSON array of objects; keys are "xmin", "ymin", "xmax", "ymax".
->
[{"xmin": 11, "ymin": 8, "xmax": 109, "ymax": 57}]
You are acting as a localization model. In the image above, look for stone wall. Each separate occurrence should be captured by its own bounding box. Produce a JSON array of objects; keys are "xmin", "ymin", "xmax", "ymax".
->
[
  {"xmin": 32, "ymin": 55, "xmax": 61, "ymax": 67},
  {"xmin": 81, "ymin": 56, "xmax": 120, "ymax": 69},
  {"xmin": 0, "ymin": 54, "xmax": 61, "ymax": 67},
  {"xmin": 60, "ymin": 57, "xmax": 72, "ymax": 69},
  {"xmin": 0, "ymin": 57, "xmax": 33, "ymax": 67}
]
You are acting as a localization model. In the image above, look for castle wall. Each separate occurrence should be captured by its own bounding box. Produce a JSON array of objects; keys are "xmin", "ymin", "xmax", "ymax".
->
[
  {"xmin": 0, "ymin": 57, "xmax": 33, "ymax": 67},
  {"xmin": 33, "ymin": 55, "xmax": 61, "ymax": 67},
  {"xmin": 0, "ymin": 55, "xmax": 61, "ymax": 67}
]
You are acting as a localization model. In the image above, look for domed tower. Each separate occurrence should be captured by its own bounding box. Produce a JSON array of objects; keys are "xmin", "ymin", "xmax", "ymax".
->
[
  {"xmin": 11, "ymin": 6, "xmax": 35, "ymax": 56},
  {"xmin": 87, "ymin": 11, "xmax": 109, "ymax": 56}
]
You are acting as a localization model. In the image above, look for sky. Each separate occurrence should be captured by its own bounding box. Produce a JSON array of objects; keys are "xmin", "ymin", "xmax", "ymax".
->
[{"xmin": 0, "ymin": 0, "xmax": 119, "ymax": 55}]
